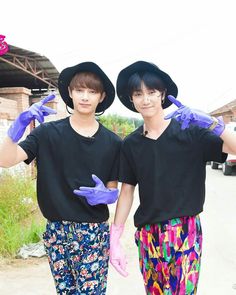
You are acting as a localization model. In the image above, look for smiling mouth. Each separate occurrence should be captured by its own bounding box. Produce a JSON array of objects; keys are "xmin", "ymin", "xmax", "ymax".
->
[
  {"xmin": 79, "ymin": 104, "xmax": 91, "ymax": 107},
  {"xmin": 141, "ymin": 106, "xmax": 152, "ymax": 109}
]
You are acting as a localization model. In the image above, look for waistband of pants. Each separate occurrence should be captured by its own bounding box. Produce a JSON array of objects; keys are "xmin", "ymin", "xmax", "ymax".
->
[
  {"xmin": 137, "ymin": 215, "xmax": 200, "ymax": 233},
  {"xmin": 46, "ymin": 220, "xmax": 109, "ymax": 233}
]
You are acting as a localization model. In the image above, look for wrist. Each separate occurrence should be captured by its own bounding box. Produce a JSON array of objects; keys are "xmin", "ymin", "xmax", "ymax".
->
[
  {"xmin": 208, "ymin": 117, "xmax": 219, "ymax": 130},
  {"xmin": 112, "ymin": 222, "xmax": 124, "ymax": 228},
  {"xmin": 111, "ymin": 223, "xmax": 124, "ymax": 234},
  {"xmin": 208, "ymin": 116, "xmax": 225, "ymax": 136},
  {"xmin": 7, "ymin": 111, "xmax": 33, "ymax": 143},
  {"xmin": 7, "ymin": 120, "xmax": 27, "ymax": 143}
]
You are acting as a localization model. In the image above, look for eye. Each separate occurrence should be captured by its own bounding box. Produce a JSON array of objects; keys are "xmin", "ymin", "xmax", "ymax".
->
[
  {"xmin": 133, "ymin": 92, "xmax": 142, "ymax": 97},
  {"xmin": 148, "ymin": 90, "xmax": 156, "ymax": 95},
  {"xmin": 89, "ymin": 90, "xmax": 97, "ymax": 94}
]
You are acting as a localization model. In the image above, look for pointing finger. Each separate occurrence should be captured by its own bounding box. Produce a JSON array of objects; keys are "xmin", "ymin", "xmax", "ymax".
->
[
  {"xmin": 167, "ymin": 95, "xmax": 183, "ymax": 108},
  {"xmin": 41, "ymin": 94, "xmax": 56, "ymax": 105},
  {"xmin": 41, "ymin": 105, "xmax": 57, "ymax": 115},
  {"xmin": 92, "ymin": 174, "xmax": 102, "ymax": 185}
]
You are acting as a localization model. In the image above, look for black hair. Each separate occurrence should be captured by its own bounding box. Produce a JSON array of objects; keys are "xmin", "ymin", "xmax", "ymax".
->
[{"xmin": 127, "ymin": 72, "xmax": 166, "ymax": 97}]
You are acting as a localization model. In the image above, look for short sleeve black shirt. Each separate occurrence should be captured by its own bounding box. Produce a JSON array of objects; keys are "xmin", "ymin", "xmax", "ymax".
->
[
  {"xmin": 19, "ymin": 117, "xmax": 121, "ymax": 223},
  {"xmin": 119, "ymin": 119, "xmax": 227, "ymax": 228}
]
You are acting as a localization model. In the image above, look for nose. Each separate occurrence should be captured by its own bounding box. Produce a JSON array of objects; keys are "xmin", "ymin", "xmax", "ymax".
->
[
  {"xmin": 143, "ymin": 93, "xmax": 151, "ymax": 104},
  {"xmin": 80, "ymin": 91, "xmax": 89, "ymax": 100}
]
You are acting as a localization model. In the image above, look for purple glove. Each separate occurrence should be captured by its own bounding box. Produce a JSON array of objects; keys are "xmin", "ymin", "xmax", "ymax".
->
[
  {"xmin": 165, "ymin": 95, "xmax": 225, "ymax": 136},
  {"xmin": 110, "ymin": 223, "xmax": 128, "ymax": 277},
  {"xmin": 73, "ymin": 174, "xmax": 119, "ymax": 206},
  {"xmin": 8, "ymin": 94, "xmax": 56, "ymax": 142}
]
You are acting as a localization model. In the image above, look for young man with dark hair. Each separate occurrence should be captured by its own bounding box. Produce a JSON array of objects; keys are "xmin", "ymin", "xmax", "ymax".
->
[{"xmin": 110, "ymin": 61, "xmax": 236, "ymax": 294}]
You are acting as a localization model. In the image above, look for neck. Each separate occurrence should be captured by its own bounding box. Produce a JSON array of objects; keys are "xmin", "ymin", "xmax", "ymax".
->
[
  {"xmin": 69, "ymin": 113, "xmax": 99, "ymax": 137},
  {"xmin": 143, "ymin": 113, "xmax": 171, "ymax": 139},
  {"xmin": 143, "ymin": 111, "xmax": 166, "ymax": 131},
  {"xmin": 70, "ymin": 112, "xmax": 97, "ymax": 128}
]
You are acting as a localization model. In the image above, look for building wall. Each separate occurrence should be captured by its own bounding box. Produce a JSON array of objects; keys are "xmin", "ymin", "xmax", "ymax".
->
[
  {"xmin": 0, "ymin": 87, "xmax": 68, "ymax": 176},
  {"xmin": 211, "ymin": 110, "xmax": 236, "ymax": 124},
  {"xmin": 210, "ymin": 99, "xmax": 236, "ymax": 123}
]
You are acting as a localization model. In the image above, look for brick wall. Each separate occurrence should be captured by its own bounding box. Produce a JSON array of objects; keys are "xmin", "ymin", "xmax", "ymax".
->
[
  {"xmin": 211, "ymin": 111, "xmax": 236, "ymax": 124},
  {"xmin": 210, "ymin": 99, "xmax": 236, "ymax": 123},
  {"xmin": 0, "ymin": 87, "xmax": 31, "ymax": 115},
  {"xmin": 232, "ymin": 106, "xmax": 236, "ymax": 118},
  {"xmin": 0, "ymin": 87, "xmax": 32, "ymax": 146},
  {"xmin": 0, "ymin": 86, "xmax": 68, "ymax": 126},
  {"xmin": 0, "ymin": 87, "xmax": 68, "ymax": 176},
  {"xmin": 0, "ymin": 96, "xmax": 17, "ymax": 120}
]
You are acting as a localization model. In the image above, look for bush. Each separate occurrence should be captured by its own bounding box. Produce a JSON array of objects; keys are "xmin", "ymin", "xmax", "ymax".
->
[
  {"xmin": 0, "ymin": 172, "xmax": 45, "ymax": 258},
  {"xmin": 98, "ymin": 114, "xmax": 143, "ymax": 138}
]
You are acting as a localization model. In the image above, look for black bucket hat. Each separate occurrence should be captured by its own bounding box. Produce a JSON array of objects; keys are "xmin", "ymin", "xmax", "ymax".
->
[
  {"xmin": 58, "ymin": 62, "xmax": 115, "ymax": 113},
  {"xmin": 116, "ymin": 61, "xmax": 178, "ymax": 112}
]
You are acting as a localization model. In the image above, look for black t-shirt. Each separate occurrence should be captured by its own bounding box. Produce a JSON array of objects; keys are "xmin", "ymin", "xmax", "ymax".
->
[
  {"xmin": 19, "ymin": 117, "xmax": 121, "ymax": 223},
  {"xmin": 119, "ymin": 119, "xmax": 227, "ymax": 228}
]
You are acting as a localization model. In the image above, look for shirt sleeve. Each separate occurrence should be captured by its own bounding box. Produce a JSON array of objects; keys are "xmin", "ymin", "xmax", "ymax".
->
[
  {"xmin": 199, "ymin": 129, "xmax": 227, "ymax": 163},
  {"xmin": 107, "ymin": 137, "xmax": 122, "ymax": 181},
  {"xmin": 18, "ymin": 124, "xmax": 43, "ymax": 164},
  {"xmin": 119, "ymin": 141, "xmax": 137, "ymax": 186}
]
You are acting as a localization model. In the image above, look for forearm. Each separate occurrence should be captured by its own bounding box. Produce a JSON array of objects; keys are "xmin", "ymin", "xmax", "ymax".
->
[
  {"xmin": 110, "ymin": 185, "xmax": 132, "ymax": 277},
  {"xmin": 221, "ymin": 129, "xmax": 236, "ymax": 155},
  {"xmin": 106, "ymin": 180, "xmax": 118, "ymax": 189},
  {"xmin": 0, "ymin": 137, "xmax": 18, "ymax": 167},
  {"xmin": 0, "ymin": 137, "xmax": 26, "ymax": 167},
  {"xmin": 114, "ymin": 183, "xmax": 135, "ymax": 226}
]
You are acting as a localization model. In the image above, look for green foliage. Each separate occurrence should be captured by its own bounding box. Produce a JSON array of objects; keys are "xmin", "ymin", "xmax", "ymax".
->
[
  {"xmin": 98, "ymin": 114, "xmax": 143, "ymax": 138},
  {"xmin": 0, "ymin": 172, "xmax": 45, "ymax": 257}
]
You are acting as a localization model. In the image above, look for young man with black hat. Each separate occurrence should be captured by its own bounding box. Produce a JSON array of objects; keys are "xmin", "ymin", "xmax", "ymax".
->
[
  {"xmin": 109, "ymin": 61, "xmax": 236, "ymax": 294},
  {"xmin": 0, "ymin": 62, "xmax": 121, "ymax": 294}
]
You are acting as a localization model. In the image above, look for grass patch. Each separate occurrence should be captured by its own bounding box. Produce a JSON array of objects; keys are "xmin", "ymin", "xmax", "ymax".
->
[{"xmin": 0, "ymin": 172, "xmax": 45, "ymax": 258}]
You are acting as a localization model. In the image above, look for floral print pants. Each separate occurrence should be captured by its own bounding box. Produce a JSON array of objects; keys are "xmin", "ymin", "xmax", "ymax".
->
[
  {"xmin": 135, "ymin": 215, "xmax": 202, "ymax": 295},
  {"xmin": 43, "ymin": 220, "xmax": 109, "ymax": 295}
]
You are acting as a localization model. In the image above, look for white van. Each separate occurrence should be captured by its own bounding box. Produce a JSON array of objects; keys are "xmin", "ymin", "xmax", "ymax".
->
[{"xmin": 211, "ymin": 122, "xmax": 236, "ymax": 175}]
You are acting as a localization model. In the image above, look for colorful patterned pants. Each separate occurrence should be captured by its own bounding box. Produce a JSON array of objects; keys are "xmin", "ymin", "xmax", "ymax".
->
[
  {"xmin": 43, "ymin": 220, "xmax": 109, "ymax": 295},
  {"xmin": 135, "ymin": 216, "xmax": 202, "ymax": 295}
]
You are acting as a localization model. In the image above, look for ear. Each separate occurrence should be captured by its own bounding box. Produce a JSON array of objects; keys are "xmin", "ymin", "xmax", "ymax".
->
[
  {"xmin": 162, "ymin": 89, "xmax": 167, "ymax": 100},
  {"xmin": 68, "ymin": 87, "xmax": 72, "ymax": 98},
  {"xmin": 99, "ymin": 92, "xmax": 106, "ymax": 103}
]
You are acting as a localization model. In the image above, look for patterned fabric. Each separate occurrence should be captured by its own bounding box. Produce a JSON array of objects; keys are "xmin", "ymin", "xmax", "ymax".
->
[
  {"xmin": 135, "ymin": 216, "xmax": 202, "ymax": 295},
  {"xmin": 43, "ymin": 220, "xmax": 109, "ymax": 295}
]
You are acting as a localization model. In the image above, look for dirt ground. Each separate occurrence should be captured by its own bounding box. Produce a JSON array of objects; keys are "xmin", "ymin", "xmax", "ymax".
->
[
  {"xmin": 0, "ymin": 216, "xmax": 144, "ymax": 295},
  {"xmin": 1, "ymin": 169, "xmax": 236, "ymax": 294}
]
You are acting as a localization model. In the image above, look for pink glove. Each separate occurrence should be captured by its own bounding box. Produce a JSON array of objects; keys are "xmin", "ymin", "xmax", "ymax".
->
[{"xmin": 110, "ymin": 223, "xmax": 128, "ymax": 277}]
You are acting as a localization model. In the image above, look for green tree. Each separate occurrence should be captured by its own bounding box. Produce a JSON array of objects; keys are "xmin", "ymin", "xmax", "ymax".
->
[{"xmin": 98, "ymin": 114, "xmax": 143, "ymax": 138}]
